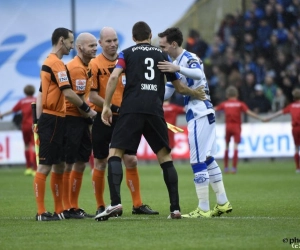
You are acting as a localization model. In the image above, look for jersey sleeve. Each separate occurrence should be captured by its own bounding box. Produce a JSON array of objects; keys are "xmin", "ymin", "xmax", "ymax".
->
[
  {"xmin": 12, "ymin": 100, "xmax": 22, "ymax": 112},
  {"xmin": 282, "ymin": 104, "xmax": 291, "ymax": 114},
  {"xmin": 241, "ymin": 102, "xmax": 249, "ymax": 112},
  {"xmin": 52, "ymin": 61, "xmax": 71, "ymax": 90},
  {"xmin": 164, "ymin": 82, "xmax": 175, "ymax": 100},
  {"xmin": 214, "ymin": 102, "xmax": 224, "ymax": 111},
  {"xmin": 115, "ymin": 51, "xmax": 126, "ymax": 69},
  {"xmin": 68, "ymin": 66, "xmax": 87, "ymax": 96}
]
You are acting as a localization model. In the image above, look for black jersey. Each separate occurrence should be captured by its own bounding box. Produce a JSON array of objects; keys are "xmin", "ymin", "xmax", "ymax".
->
[{"xmin": 115, "ymin": 43, "xmax": 179, "ymax": 117}]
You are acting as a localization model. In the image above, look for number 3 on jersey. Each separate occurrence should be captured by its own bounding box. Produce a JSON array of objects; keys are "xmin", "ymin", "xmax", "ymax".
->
[{"xmin": 145, "ymin": 58, "xmax": 154, "ymax": 80}]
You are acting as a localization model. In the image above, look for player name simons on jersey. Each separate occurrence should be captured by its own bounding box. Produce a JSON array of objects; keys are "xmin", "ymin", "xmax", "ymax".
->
[{"xmin": 141, "ymin": 83, "xmax": 157, "ymax": 91}]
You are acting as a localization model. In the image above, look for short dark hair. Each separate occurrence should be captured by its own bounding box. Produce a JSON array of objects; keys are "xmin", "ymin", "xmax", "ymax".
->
[
  {"xmin": 24, "ymin": 84, "xmax": 35, "ymax": 96},
  {"xmin": 132, "ymin": 21, "xmax": 151, "ymax": 41},
  {"xmin": 158, "ymin": 27, "xmax": 183, "ymax": 47},
  {"xmin": 51, "ymin": 27, "xmax": 73, "ymax": 45}
]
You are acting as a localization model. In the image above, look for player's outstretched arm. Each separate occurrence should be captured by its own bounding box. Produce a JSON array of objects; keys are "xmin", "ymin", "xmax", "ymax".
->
[
  {"xmin": 246, "ymin": 109, "xmax": 266, "ymax": 122},
  {"xmin": 0, "ymin": 109, "xmax": 14, "ymax": 119},
  {"xmin": 263, "ymin": 110, "xmax": 284, "ymax": 122}
]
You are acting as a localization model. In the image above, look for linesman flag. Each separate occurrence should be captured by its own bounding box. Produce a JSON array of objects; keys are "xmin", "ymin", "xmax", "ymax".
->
[
  {"xmin": 166, "ymin": 122, "xmax": 184, "ymax": 133},
  {"xmin": 31, "ymin": 102, "xmax": 39, "ymax": 165}
]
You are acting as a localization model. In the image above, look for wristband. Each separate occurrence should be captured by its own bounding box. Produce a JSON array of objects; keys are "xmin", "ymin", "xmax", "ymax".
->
[
  {"xmin": 111, "ymin": 104, "xmax": 120, "ymax": 113},
  {"xmin": 79, "ymin": 102, "xmax": 91, "ymax": 113}
]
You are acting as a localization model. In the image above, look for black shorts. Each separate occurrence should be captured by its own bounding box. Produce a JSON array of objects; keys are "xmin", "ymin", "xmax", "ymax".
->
[
  {"xmin": 110, "ymin": 113, "xmax": 171, "ymax": 154},
  {"xmin": 63, "ymin": 116, "xmax": 92, "ymax": 164},
  {"xmin": 38, "ymin": 113, "xmax": 65, "ymax": 165},
  {"xmin": 92, "ymin": 112, "xmax": 135, "ymax": 159}
]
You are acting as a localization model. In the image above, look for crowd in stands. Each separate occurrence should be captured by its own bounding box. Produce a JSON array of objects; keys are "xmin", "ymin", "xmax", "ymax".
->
[{"xmin": 170, "ymin": 0, "xmax": 300, "ymax": 114}]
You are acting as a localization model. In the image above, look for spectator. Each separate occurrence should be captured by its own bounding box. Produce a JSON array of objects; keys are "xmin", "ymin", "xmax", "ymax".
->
[
  {"xmin": 273, "ymin": 20, "xmax": 289, "ymax": 44},
  {"xmin": 264, "ymin": 3, "xmax": 278, "ymax": 29},
  {"xmin": 272, "ymin": 87, "xmax": 286, "ymax": 111},
  {"xmin": 240, "ymin": 72, "xmax": 256, "ymax": 106},
  {"xmin": 254, "ymin": 54, "xmax": 268, "ymax": 84},
  {"xmin": 256, "ymin": 18, "xmax": 273, "ymax": 50},
  {"xmin": 185, "ymin": 29, "xmax": 208, "ymax": 59},
  {"xmin": 218, "ymin": 14, "xmax": 238, "ymax": 45},
  {"xmin": 248, "ymin": 84, "xmax": 272, "ymax": 113},
  {"xmin": 263, "ymin": 72, "xmax": 278, "ymax": 103}
]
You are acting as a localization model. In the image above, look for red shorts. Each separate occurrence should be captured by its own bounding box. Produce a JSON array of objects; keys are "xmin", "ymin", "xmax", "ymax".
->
[
  {"xmin": 225, "ymin": 124, "xmax": 241, "ymax": 144},
  {"xmin": 292, "ymin": 126, "xmax": 300, "ymax": 145},
  {"xmin": 22, "ymin": 125, "xmax": 34, "ymax": 145}
]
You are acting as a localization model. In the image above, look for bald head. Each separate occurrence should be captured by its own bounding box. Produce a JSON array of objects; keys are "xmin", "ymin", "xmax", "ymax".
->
[
  {"xmin": 75, "ymin": 32, "xmax": 97, "ymax": 63},
  {"xmin": 76, "ymin": 32, "xmax": 97, "ymax": 47},
  {"xmin": 100, "ymin": 27, "xmax": 117, "ymax": 40},
  {"xmin": 99, "ymin": 27, "xmax": 118, "ymax": 59}
]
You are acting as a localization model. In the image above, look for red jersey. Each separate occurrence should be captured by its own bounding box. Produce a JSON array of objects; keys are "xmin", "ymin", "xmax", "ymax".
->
[
  {"xmin": 282, "ymin": 101, "xmax": 300, "ymax": 127},
  {"xmin": 163, "ymin": 103, "xmax": 184, "ymax": 125},
  {"xmin": 12, "ymin": 96, "xmax": 36, "ymax": 127},
  {"xmin": 215, "ymin": 99, "xmax": 249, "ymax": 124}
]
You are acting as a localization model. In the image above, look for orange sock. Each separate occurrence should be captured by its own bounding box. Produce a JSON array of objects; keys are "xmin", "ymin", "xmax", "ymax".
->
[
  {"xmin": 126, "ymin": 167, "xmax": 142, "ymax": 208},
  {"xmin": 50, "ymin": 172, "xmax": 64, "ymax": 214},
  {"xmin": 92, "ymin": 168, "xmax": 105, "ymax": 209},
  {"xmin": 62, "ymin": 172, "xmax": 72, "ymax": 210},
  {"xmin": 70, "ymin": 170, "xmax": 83, "ymax": 209},
  {"xmin": 33, "ymin": 172, "xmax": 47, "ymax": 215}
]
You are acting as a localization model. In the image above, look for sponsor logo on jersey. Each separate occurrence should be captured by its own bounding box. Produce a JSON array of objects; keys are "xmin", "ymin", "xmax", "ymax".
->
[
  {"xmin": 141, "ymin": 83, "xmax": 157, "ymax": 91},
  {"xmin": 121, "ymin": 75, "xmax": 126, "ymax": 86},
  {"xmin": 132, "ymin": 46, "xmax": 162, "ymax": 53},
  {"xmin": 58, "ymin": 71, "xmax": 68, "ymax": 83},
  {"xmin": 75, "ymin": 79, "xmax": 86, "ymax": 91}
]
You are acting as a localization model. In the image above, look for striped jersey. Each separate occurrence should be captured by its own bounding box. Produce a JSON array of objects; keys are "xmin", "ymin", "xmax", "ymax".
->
[{"xmin": 165, "ymin": 49, "xmax": 214, "ymax": 122}]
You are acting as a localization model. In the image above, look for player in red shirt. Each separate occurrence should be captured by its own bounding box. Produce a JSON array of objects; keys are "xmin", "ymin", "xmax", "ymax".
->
[
  {"xmin": 0, "ymin": 85, "xmax": 37, "ymax": 176},
  {"xmin": 215, "ymin": 86, "xmax": 264, "ymax": 173},
  {"xmin": 163, "ymin": 100, "xmax": 185, "ymax": 150},
  {"xmin": 265, "ymin": 88, "xmax": 300, "ymax": 173}
]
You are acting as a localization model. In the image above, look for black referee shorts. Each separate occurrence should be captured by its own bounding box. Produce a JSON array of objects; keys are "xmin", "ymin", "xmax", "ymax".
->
[
  {"xmin": 92, "ymin": 112, "xmax": 135, "ymax": 159},
  {"xmin": 38, "ymin": 113, "xmax": 65, "ymax": 165},
  {"xmin": 63, "ymin": 115, "xmax": 92, "ymax": 164},
  {"xmin": 110, "ymin": 113, "xmax": 171, "ymax": 154}
]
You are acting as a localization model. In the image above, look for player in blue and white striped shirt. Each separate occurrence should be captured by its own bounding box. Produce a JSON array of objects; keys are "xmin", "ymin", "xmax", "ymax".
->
[{"xmin": 158, "ymin": 27, "xmax": 232, "ymax": 218}]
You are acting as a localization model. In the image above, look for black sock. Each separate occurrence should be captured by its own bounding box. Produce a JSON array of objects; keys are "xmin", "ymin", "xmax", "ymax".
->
[
  {"xmin": 107, "ymin": 156, "xmax": 123, "ymax": 206},
  {"xmin": 160, "ymin": 161, "xmax": 180, "ymax": 212}
]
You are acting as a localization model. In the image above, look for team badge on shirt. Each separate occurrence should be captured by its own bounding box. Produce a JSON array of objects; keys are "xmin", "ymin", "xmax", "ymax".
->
[
  {"xmin": 76, "ymin": 79, "xmax": 86, "ymax": 91},
  {"xmin": 57, "ymin": 71, "xmax": 69, "ymax": 83},
  {"xmin": 121, "ymin": 75, "xmax": 126, "ymax": 86}
]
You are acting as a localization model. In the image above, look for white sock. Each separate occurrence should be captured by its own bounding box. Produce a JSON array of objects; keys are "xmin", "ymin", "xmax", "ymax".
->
[
  {"xmin": 207, "ymin": 159, "xmax": 228, "ymax": 205},
  {"xmin": 194, "ymin": 170, "xmax": 210, "ymax": 211}
]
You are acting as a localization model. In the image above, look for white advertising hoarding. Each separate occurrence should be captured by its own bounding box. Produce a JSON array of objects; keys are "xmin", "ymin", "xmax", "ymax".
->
[{"xmin": 0, "ymin": 123, "xmax": 293, "ymax": 165}]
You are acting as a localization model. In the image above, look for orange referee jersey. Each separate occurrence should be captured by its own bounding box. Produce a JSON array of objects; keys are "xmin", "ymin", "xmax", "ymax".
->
[
  {"xmin": 65, "ymin": 56, "xmax": 93, "ymax": 116},
  {"xmin": 90, "ymin": 54, "xmax": 125, "ymax": 112},
  {"xmin": 40, "ymin": 54, "xmax": 71, "ymax": 117}
]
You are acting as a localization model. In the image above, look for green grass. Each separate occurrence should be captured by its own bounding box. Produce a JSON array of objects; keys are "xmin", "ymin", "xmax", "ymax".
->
[{"xmin": 0, "ymin": 159, "xmax": 299, "ymax": 250}]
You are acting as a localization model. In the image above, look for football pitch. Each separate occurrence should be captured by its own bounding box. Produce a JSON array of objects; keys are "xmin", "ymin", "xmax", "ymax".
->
[{"xmin": 0, "ymin": 159, "xmax": 299, "ymax": 250}]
